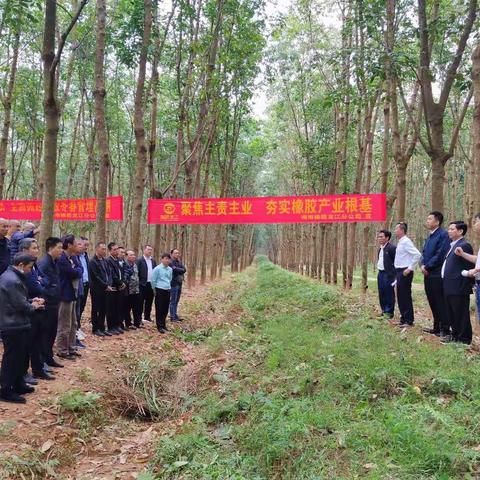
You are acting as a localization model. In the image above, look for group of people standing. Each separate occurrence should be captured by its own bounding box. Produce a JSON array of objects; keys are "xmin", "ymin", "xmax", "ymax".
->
[
  {"xmin": 0, "ymin": 218, "xmax": 186, "ymax": 404},
  {"xmin": 377, "ymin": 211, "xmax": 480, "ymax": 345}
]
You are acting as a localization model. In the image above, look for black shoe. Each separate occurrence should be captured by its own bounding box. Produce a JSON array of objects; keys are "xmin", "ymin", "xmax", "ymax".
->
[
  {"xmin": 15, "ymin": 384, "xmax": 35, "ymax": 395},
  {"xmin": 104, "ymin": 330, "xmax": 113, "ymax": 336},
  {"xmin": 43, "ymin": 364, "xmax": 54, "ymax": 373},
  {"xmin": 93, "ymin": 330, "xmax": 105, "ymax": 337},
  {"xmin": 136, "ymin": 324, "xmax": 144, "ymax": 329},
  {"xmin": 440, "ymin": 334, "xmax": 454, "ymax": 344},
  {"xmin": 70, "ymin": 351, "xmax": 82, "ymax": 357},
  {"xmin": 115, "ymin": 328, "xmax": 124, "ymax": 334},
  {"xmin": 158, "ymin": 327, "xmax": 169, "ymax": 334},
  {"xmin": 422, "ymin": 327, "xmax": 439, "ymax": 335},
  {"xmin": 46, "ymin": 360, "xmax": 64, "ymax": 368},
  {"xmin": 33, "ymin": 371, "xmax": 55, "ymax": 381},
  {"xmin": 128, "ymin": 325, "xmax": 137, "ymax": 330},
  {"xmin": 58, "ymin": 353, "xmax": 76, "ymax": 361},
  {"xmin": 0, "ymin": 391, "xmax": 26, "ymax": 404}
]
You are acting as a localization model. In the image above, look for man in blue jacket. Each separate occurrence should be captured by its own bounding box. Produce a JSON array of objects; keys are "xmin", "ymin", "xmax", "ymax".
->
[
  {"xmin": 0, "ymin": 253, "xmax": 44, "ymax": 404},
  {"xmin": 38, "ymin": 237, "xmax": 64, "ymax": 369},
  {"xmin": 0, "ymin": 218, "xmax": 10, "ymax": 275},
  {"xmin": 18, "ymin": 238, "xmax": 55, "ymax": 382},
  {"xmin": 56, "ymin": 235, "xmax": 83, "ymax": 360},
  {"xmin": 9, "ymin": 221, "xmax": 40, "ymax": 262},
  {"xmin": 420, "ymin": 211, "xmax": 451, "ymax": 336}
]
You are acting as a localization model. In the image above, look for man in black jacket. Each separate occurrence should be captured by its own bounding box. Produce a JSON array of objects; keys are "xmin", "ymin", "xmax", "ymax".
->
[
  {"xmin": 137, "ymin": 244, "xmax": 156, "ymax": 322},
  {"xmin": 169, "ymin": 248, "xmax": 186, "ymax": 322},
  {"xmin": 0, "ymin": 254, "xmax": 44, "ymax": 404},
  {"xmin": 18, "ymin": 239, "xmax": 54, "ymax": 382},
  {"xmin": 0, "ymin": 218, "xmax": 10, "ymax": 275},
  {"xmin": 88, "ymin": 242, "xmax": 112, "ymax": 336},
  {"xmin": 37, "ymin": 237, "xmax": 64, "ymax": 369},
  {"xmin": 441, "ymin": 221, "xmax": 475, "ymax": 344},
  {"xmin": 420, "ymin": 211, "xmax": 451, "ymax": 336},
  {"xmin": 376, "ymin": 230, "xmax": 396, "ymax": 319},
  {"xmin": 106, "ymin": 242, "xmax": 126, "ymax": 335}
]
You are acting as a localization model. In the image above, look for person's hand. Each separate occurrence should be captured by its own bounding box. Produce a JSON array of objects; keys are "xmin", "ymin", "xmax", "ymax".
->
[
  {"xmin": 421, "ymin": 266, "xmax": 429, "ymax": 277},
  {"xmin": 403, "ymin": 268, "xmax": 412, "ymax": 277},
  {"xmin": 106, "ymin": 286, "xmax": 114, "ymax": 292},
  {"xmin": 32, "ymin": 298, "xmax": 44, "ymax": 310},
  {"xmin": 455, "ymin": 247, "xmax": 464, "ymax": 257}
]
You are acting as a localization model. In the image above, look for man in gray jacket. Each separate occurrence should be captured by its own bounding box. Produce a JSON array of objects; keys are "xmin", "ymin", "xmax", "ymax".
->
[{"xmin": 0, "ymin": 253, "xmax": 44, "ymax": 403}]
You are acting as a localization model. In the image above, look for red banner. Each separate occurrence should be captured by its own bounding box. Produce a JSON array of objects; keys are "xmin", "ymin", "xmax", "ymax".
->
[
  {"xmin": 0, "ymin": 196, "xmax": 123, "ymax": 222},
  {"xmin": 147, "ymin": 194, "xmax": 386, "ymax": 225}
]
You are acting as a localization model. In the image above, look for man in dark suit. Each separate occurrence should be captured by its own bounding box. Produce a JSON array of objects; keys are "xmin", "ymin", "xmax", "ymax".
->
[
  {"xmin": 420, "ymin": 211, "xmax": 451, "ymax": 336},
  {"xmin": 376, "ymin": 230, "xmax": 396, "ymax": 319},
  {"xmin": 441, "ymin": 221, "xmax": 475, "ymax": 344},
  {"xmin": 88, "ymin": 242, "xmax": 112, "ymax": 336},
  {"xmin": 37, "ymin": 237, "xmax": 64, "ymax": 369},
  {"xmin": 106, "ymin": 242, "xmax": 126, "ymax": 334},
  {"xmin": 137, "ymin": 244, "xmax": 156, "ymax": 322}
]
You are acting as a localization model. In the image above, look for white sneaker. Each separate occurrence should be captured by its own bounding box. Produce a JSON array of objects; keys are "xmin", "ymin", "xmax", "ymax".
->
[{"xmin": 77, "ymin": 329, "xmax": 86, "ymax": 340}]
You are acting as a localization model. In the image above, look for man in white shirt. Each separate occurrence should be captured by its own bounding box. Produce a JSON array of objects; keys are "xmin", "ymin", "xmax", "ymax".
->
[
  {"xmin": 137, "ymin": 245, "xmax": 157, "ymax": 322},
  {"xmin": 394, "ymin": 222, "xmax": 421, "ymax": 327}
]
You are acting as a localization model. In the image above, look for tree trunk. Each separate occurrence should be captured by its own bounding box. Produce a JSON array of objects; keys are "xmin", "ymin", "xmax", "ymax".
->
[
  {"xmin": 130, "ymin": 0, "xmax": 153, "ymax": 251},
  {"xmin": 0, "ymin": 29, "xmax": 20, "ymax": 199},
  {"xmin": 93, "ymin": 0, "xmax": 110, "ymax": 244},
  {"xmin": 472, "ymin": 42, "xmax": 480, "ymax": 215}
]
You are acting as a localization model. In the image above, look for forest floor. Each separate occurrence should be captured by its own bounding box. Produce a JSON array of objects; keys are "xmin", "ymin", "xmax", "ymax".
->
[{"xmin": 1, "ymin": 258, "xmax": 480, "ymax": 479}]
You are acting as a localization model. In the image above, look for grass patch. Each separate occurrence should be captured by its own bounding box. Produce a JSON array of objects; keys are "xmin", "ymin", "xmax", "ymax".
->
[
  {"xmin": 147, "ymin": 256, "xmax": 480, "ymax": 479},
  {"xmin": 0, "ymin": 449, "xmax": 59, "ymax": 479}
]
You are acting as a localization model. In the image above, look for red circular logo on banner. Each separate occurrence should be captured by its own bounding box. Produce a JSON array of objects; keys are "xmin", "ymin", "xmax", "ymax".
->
[{"xmin": 163, "ymin": 203, "xmax": 176, "ymax": 215}]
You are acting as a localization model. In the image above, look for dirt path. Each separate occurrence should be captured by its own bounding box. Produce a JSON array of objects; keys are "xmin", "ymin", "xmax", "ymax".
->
[{"xmin": 0, "ymin": 278, "xmax": 234, "ymax": 480}]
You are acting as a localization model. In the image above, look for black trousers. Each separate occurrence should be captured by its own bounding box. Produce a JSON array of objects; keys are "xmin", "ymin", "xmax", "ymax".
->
[
  {"xmin": 91, "ymin": 289, "xmax": 106, "ymax": 332},
  {"xmin": 0, "ymin": 329, "xmax": 29, "ymax": 393},
  {"xmin": 424, "ymin": 275, "xmax": 448, "ymax": 333},
  {"xmin": 445, "ymin": 294, "xmax": 472, "ymax": 344},
  {"xmin": 396, "ymin": 268, "xmax": 414, "ymax": 325},
  {"xmin": 106, "ymin": 291, "xmax": 121, "ymax": 330},
  {"xmin": 125, "ymin": 293, "xmax": 142, "ymax": 327},
  {"xmin": 42, "ymin": 307, "xmax": 59, "ymax": 364},
  {"xmin": 140, "ymin": 283, "xmax": 154, "ymax": 320},
  {"xmin": 154, "ymin": 288, "xmax": 170, "ymax": 330},
  {"xmin": 377, "ymin": 270, "xmax": 395, "ymax": 317},
  {"xmin": 28, "ymin": 311, "xmax": 45, "ymax": 374},
  {"xmin": 77, "ymin": 282, "xmax": 90, "ymax": 328}
]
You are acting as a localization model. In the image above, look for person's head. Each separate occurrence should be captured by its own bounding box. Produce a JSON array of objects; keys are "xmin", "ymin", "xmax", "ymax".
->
[
  {"xmin": 118, "ymin": 247, "xmax": 126, "ymax": 260},
  {"xmin": 170, "ymin": 248, "xmax": 180, "ymax": 260},
  {"xmin": 8, "ymin": 219, "xmax": 20, "ymax": 235},
  {"xmin": 108, "ymin": 242, "xmax": 119, "ymax": 258},
  {"xmin": 18, "ymin": 238, "xmax": 39, "ymax": 258},
  {"xmin": 95, "ymin": 242, "xmax": 107, "ymax": 258},
  {"xmin": 377, "ymin": 230, "xmax": 391, "ymax": 246},
  {"xmin": 447, "ymin": 221, "xmax": 467, "ymax": 241},
  {"xmin": 12, "ymin": 253, "xmax": 36, "ymax": 274},
  {"xmin": 126, "ymin": 250, "xmax": 136, "ymax": 263},
  {"xmin": 426, "ymin": 211, "xmax": 443, "ymax": 231},
  {"xmin": 143, "ymin": 244, "xmax": 153, "ymax": 258},
  {"xmin": 81, "ymin": 236, "xmax": 89, "ymax": 253},
  {"xmin": 161, "ymin": 253, "xmax": 171, "ymax": 266},
  {"xmin": 45, "ymin": 237, "xmax": 63, "ymax": 259},
  {"xmin": 0, "ymin": 218, "xmax": 8, "ymax": 238},
  {"xmin": 62, "ymin": 234, "xmax": 77, "ymax": 255},
  {"xmin": 23, "ymin": 222, "xmax": 36, "ymax": 233},
  {"xmin": 395, "ymin": 222, "xmax": 407, "ymax": 239}
]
